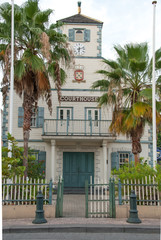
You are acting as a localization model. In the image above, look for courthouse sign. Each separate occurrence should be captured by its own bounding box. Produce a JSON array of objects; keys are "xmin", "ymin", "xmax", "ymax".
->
[{"xmin": 60, "ymin": 96, "xmax": 99, "ymax": 102}]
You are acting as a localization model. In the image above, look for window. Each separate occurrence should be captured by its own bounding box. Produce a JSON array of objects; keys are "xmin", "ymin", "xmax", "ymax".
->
[
  {"xmin": 86, "ymin": 108, "xmax": 100, "ymax": 127},
  {"xmin": 67, "ymin": 110, "xmax": 70, "ymax": 120},
  {"xmin": 94, "ymin": 110, "xmax": 98, "ymax": 127},
  {"xmin": 31, "ymin": 108, "xmax": 37, "ymax": 127},
  {"xmin": 58, "ymin": 107, "xmax": 73, "ymax": 126},
  {"xmin": 59, "ymin": 108, "xmax": 71, "ymax": 120},
  {"xmin": 75, "ymin": 29, "xmax": 84, "ymax": 41},
  {"xmin": 18, "ymin": 107, "xmax": 44, "ymax": 128},
  {"xmin": 111, "ymin": 152, "xmax": 133, "ymax": 170},
  {"xmin": 88, "ymin": 110, "xmax": 92, "ymax": 126},
  {"xmin": 60, "ymin": 109, "xmax": 64, "ymax": 120},
  {"xmin": 119, "ymin": 153, "xmax": 129, "ymax": 167},
  {"xmin": 68, "ymin": 29, "xmax": 90, "ymax": 42}
]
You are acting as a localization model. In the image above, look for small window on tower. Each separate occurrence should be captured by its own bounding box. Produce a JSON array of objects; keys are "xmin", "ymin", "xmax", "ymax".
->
[{"xmin": 75, "ymin": 29, "xmax": 84, "ymax": 41}]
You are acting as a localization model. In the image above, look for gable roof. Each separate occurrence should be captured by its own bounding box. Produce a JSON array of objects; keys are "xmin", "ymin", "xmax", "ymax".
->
[{"xmin": 58, "ymin": 14, "xmax": 103, "ymax": 25}]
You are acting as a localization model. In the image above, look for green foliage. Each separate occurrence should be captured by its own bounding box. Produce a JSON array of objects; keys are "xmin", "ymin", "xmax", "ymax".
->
[
  {"xmin": 2, "ymin": 133, "xmax": 45, "ymax": 179},
  {"xmin": 111, "ymin": 160, "xmax": 161, "ymax": 191},
  {"xmin": 92, "ymin": 43, "xmax": 161, "ymax": 158},
  {"xmin": 157, "ymin": 132, "xmax": 161, "ymax": 148},
  {"xmin": 27, "ymin": 151, "xmax": 45, "ymax": 179},
  {"xmin": 2, "ymin": 133, "xmax": 25, "ymax": 177}
]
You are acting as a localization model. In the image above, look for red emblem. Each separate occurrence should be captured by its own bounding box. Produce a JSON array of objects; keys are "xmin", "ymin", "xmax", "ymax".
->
[{"xmin": 74, "ymin": 70, "xmax": 84, "ymax": 81}]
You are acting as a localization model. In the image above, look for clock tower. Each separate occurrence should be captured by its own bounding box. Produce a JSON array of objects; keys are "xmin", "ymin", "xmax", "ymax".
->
[
  {"xmin": 58, "ymin": 2, "xmax": 103, "ymax": 85},
  {"xmin": 58, "ymin": 2, "xmax": 103, "ymax": 59},
  {"xmin": 54, "ymin": 2, "xmax": 111, "ymax": 185}
]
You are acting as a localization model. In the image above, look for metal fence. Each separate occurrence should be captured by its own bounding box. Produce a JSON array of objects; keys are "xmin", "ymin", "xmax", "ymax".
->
[
  {"xmin": 85, "ymin": 175, "xmax": 161, "ymax": 218},
  {"xmin": 2, "ymin": 175, "xmax": 53, "ymax": 205},
  {"xmin": 117, "ymin": 176, "xmax": 161, "ymax": 206},
  {"xmin": 85, "ymin": 177, "xmax": 115, "ymax": 218}
]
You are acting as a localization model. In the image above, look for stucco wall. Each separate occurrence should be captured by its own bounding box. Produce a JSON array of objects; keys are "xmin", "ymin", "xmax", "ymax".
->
[
  {"xmin": 3, "ymin": 205, "xmax": 55, "ymax": 219},
  {"xmin": 116, "ymin": 205, "xmax": 161, "ymax": 219}
]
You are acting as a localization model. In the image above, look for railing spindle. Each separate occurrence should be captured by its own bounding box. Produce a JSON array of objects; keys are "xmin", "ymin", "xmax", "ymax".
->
[
  {"xmin": 149, "ymin": 175, "xmax": 152, "ymax": 206},
  {"xmin": 34, "ymin": 179, "xmax": 36, "ymax": 204},
  {"xmin": 145, "ymin": 176, "xmax": 148, "ymax": 205},
  {"xmin": 153, "ymin": 176, "xmax": 156, "ymax": 206},
  {"xmin": 30, "ymin": 178, "xmax": 32, "ymax": 205},
  {"xmin": 22, "ymin": 176, "xmax": 24, "ymax": 205},
  {"xmin": 18, "ymin": 176, "xmax": 20, "ymax": 205},
  {"xmin": 142, "ymin": 178, "xmax": 144, "ymax": 205}
]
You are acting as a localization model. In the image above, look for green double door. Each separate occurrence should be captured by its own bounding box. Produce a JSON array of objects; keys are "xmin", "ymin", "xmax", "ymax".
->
[{"xmin": 63, "ymin": 152, "xmax": 94, "ymax": 188}]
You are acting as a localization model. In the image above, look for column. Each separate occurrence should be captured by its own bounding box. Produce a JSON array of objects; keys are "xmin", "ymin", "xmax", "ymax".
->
[
  {"xmin": 51, "ymin": 140, "xmax": 56, "ymax": 181},
  {"xmin": 102, "ymin": 140, "xmax": 107, "ymax": 181},
  {"xmin": 107, "ymin": 147, "xmax": 112, "ymax": 183}
]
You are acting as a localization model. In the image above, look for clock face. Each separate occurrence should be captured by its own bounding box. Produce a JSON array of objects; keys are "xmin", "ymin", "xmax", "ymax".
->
[{"xmin": 74, "ymin": 43, "xmax": 85, "ymax": 55}]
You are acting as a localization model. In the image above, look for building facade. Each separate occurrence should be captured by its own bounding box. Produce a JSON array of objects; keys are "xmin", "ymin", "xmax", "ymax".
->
[{"xmin": 2, "ymin": 4, "xmax": 152, "ymax": 186}]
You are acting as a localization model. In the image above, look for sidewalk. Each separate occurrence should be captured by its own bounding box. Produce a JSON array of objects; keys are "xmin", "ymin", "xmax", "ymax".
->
[{"xmin": 3, "ymin": 217, "xmax": 160, "ymax": 234}]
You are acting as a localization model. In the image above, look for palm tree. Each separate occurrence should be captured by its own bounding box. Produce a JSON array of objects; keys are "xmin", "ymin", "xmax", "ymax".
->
[
  {"xmin": 0, "ymin": 0, "xmax": 72, "ymax": 176},
  {"xmin": 92, "ymin": 43, "xmax": 161, "ymax": 165}
]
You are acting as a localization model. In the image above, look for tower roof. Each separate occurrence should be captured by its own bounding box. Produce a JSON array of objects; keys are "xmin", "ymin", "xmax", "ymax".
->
[
  {"xmin": 58, "ymin": 14, "xmax": 103, "ymax": 25},
  {"xmin": 58, "ymin": 2, "xmax": 103, "ymax": 25}
]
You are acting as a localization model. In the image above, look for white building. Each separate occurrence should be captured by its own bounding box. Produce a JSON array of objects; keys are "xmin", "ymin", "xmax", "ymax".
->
[{"xmin": 2, "ymin": 3, "xmax": 152, "ymax": 187}]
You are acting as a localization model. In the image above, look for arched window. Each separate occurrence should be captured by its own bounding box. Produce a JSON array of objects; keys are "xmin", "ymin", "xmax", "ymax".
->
[{"xmin": 75, "ymin": 29, "xmax": 84, "ymax": 41}]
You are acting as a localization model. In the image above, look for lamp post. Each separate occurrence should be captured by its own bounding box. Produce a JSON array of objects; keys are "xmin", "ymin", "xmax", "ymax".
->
[
  {"xmin": 8, "ymin": 0, "xmax": 14, "ymax": 157},
  {"xmin": 152, "ymin": 1, "xmax": 157, "ymax": 168}
]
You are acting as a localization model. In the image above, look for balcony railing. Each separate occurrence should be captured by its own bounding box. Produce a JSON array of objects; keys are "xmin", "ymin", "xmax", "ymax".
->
[{"xmin": 43, "ymin": 119, "xmax": 113, "ymax": 137}]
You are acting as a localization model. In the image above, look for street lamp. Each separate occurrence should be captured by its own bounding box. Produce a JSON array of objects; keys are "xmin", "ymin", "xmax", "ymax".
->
[{"xmin": 152, "ymin": 1, "xmax": 157, "ymax": 168}]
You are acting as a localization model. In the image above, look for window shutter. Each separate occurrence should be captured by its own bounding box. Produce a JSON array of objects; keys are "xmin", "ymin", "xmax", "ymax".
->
[
  {"xmin": 84, "ymin": 29, "xmax": 90, "ymax": 42},
  {"xmin": 38, "ymin": 151, "xmax": 46, "ymax": 175},
  {"xmin": 37, "ymin": 107, "xmax": 44, "ymax": 128},
  {"xmin": 111, "ymin": 152, "xmax": 119, "ymax": 170},
  {"xmin": 68, "ymin": 29, "xmax": 75, "ymax": 41},
  {"xmin": 129, "ymin": 152, "xmax": 134, "ymax": 165},
  {"xmin": 18, "ymin": 107, "xmax": 24, "ymax": 127}
]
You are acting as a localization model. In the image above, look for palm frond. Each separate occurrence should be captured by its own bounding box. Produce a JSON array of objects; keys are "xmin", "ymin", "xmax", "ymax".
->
[
  {"xmin": 22, "ymin": 49, "xmax": 45, "ymax": 72},
  {"xmin": 22, "ymin": 0, "xmax": 39, "ymax": 20},
  {"xmin": 34, "ymin": 9, "xmax": 53, "ymax": 25},
  {"xmin": 91, "ymin": 80, "xmax": 109, "ymax": 90},
  {"xmin": 14, "ymin": 60, "xmax": 26, "ymax": 80}
]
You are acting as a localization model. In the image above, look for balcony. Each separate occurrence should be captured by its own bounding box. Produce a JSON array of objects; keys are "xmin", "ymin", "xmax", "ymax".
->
[{"xmin": 43, "ymin": 119, "xmax": 114, "ymax": 137}]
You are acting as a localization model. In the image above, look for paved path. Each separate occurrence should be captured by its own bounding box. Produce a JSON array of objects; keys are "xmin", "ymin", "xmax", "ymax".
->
[{"xmin": 63, "ymin": 195, "xmax": 85, "ymax": 217}]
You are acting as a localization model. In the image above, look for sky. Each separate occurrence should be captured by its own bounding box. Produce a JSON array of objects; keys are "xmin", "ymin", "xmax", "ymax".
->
[{"xmin": 0, "ymin": 0, "xmax": 161, "ymax": 107}]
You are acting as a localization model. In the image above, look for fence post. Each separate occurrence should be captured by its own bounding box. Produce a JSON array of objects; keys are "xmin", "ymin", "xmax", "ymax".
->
[
  {"xmin": 85, "ymin": 180, "xmax": 88, "ymax": 218},
  {"xmin": 49, "ymin": 179, "xmax": 52, "ymax": 205},
  {"xmin": 109, "ymin": 178, "xmax": 116, "ymax": 218},
  {"xmin": 109, "ymin": 178, "xmax": 112, "ymax": 217},
  {"xmin": 112, "ymin": 178, "xmax": 116, "ymax": 218},
  {"xmin": 56, "ymin": 178, "xmax": 60, "ymax": 218},
  {"xmin": 118, "ymin": 179, "xmax": 122, "ymax": 205}
]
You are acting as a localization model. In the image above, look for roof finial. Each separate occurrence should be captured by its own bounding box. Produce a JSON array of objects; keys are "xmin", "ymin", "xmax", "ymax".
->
[{"xmin": 78, "ymin": 2, "xmax": 81, "ymax": 14}]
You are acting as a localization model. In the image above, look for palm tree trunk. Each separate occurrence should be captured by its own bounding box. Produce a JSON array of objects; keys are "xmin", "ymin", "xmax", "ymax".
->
[
  {"xmin": 134, "ymin": 154, "xmax": 139, "ymax": 166},
  {"xmin": 131, "ymin": 129, "xmax": 142, "ymax": 166},
  {"xmin": 23, "ymin": 92, "xmax": 33, "ymax": 177},
  {"xmin": 23, "ymin": 130, "xmax": 29, "ymax": 177}
]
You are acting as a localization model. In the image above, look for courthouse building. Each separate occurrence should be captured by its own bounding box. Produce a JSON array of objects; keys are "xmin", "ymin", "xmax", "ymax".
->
[{"xmin": 2, "ymin": 3, "xmax": 152, "ymax": 187}]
